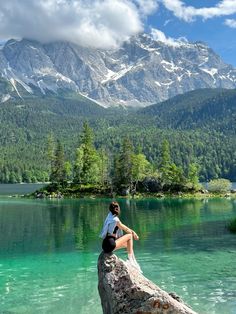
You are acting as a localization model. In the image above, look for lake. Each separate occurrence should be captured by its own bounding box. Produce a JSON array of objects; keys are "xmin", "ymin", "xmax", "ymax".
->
[{"xmin": 0, "ymin": 185, "xmax": 236, "ymax": 314}]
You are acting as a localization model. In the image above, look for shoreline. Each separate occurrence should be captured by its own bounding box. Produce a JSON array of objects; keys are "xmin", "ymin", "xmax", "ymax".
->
[{"xmin": 23, "ymin": 190, "xmax": 236, "ymax": 200}]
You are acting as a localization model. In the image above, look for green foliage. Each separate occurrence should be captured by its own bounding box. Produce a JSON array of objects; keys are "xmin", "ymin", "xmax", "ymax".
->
[
  {"xmin": 113, "ymin": 137, "xmax": 133, "ymax": 192},
  {"xmin": 73, "ymin": 122, "xmax": 107, "ymax": 186},
  {"xmin": 139, "ymin": 88, "xmax": 236, "ymax": 134},
  {"xmin": 208, "ymin": 178, "xmax": 232, "ymax": 193},
  {"xmin": 0, "ymin": 89, "xmax": 236, "ymax": 184},
  {"xmin": 160, "ymin": 140, "xmax": 172, "ymax": 185},
  {"xmin": 131, "ymin": 153, "xmax": 152, "ymax": 184},
  {"xmin": 50, "ymin": 140, "xmax": 67, "ymax": 184},
  {"xmin": 187, "ymin": 163, "xmax": 201, "ymax": 190}
]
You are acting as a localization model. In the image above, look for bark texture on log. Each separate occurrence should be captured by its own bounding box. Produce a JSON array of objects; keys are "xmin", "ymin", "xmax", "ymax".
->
[{"xmin": 98, "ymin": 252, "xmax": 198, "ymax": 314}]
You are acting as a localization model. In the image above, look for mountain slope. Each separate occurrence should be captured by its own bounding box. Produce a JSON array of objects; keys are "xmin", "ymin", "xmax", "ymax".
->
[
  {"xmin": 139, "ymin": 88, "xmax": 236, "ymax": 132},
  {"xmin": 0, "ymin": 35, "xmax": 236, "ymax": 107}
]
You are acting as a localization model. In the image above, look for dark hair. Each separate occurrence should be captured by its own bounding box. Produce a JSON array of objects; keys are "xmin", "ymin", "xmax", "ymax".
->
[{"xmin": 109, "ymin": 201, "xmax": 120, "ymax": 216}]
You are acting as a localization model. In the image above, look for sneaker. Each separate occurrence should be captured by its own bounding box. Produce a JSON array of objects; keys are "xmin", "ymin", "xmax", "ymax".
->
[{"xmin": 127, "ymin": 257, "xmax": 143, "ymax": 273}]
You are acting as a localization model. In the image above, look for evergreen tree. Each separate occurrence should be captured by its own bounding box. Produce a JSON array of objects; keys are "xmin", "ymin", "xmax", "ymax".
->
[
  {"xmin": 160, "ymin": 139, "xmax": 172, "ymax": 185},
  {"xmin": 187, "ymin": 163, "xmax": 200, "ymax": 190},
  {"xmin": 131, "ymin": 152, "xmax": 152, "ymax": 191},
  {"xmin": 98, "ymin": 148, "xmax": 109, "ymax": 188},
  {"xmin": 47, "ymin": 132, "xmax": 55, "ymax": 179},
  {"xmin": 64, "ymin": 161, "xmax": 72, "ymax": 182},
  {"xmin": 73, "ymin": 146, "xmax": 84, "ymax": 184},
  {"xmin": 167, "ymin": 163, "xmax": 186, "ymax": 190},
  {"xmin": 50, "ymin": 140, "xmax": 66, "ymax": 184},
  {"xmin": 114, "ymin": 137, "xmax": 133, "ymax": 192},
  {"xmin": 74, "ymin": 122, "xmax": 101, "ymax": 185}
]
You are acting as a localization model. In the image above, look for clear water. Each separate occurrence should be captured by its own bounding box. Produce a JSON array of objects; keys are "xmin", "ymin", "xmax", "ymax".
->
[
  {"xmin": 0, "ymin": 183, "xmax": 46, "ymax": 196},
  {"xmin": 0, "ymin": 191, "xmax": 236, "ymax": 313}
]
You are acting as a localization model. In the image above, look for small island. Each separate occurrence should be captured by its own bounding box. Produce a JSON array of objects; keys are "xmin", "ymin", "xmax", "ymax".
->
[{"xmin": 29, "ymin": 122, "xmax": 235, "ymax": 200}]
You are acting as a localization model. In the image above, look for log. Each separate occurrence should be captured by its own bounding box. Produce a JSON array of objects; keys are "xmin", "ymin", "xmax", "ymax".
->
[{"xmin": 98, "ymin": 252, "xmax": 198, "ymax": 314}]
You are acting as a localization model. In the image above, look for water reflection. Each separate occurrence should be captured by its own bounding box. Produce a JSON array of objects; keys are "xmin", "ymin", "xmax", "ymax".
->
[
  {"xmin": 0, "ymin": 197, "xmax": 236, "ymax": 314},
  {"xmin": 0, "ymin": 198, "xmax": 235, "ymax": 256}
]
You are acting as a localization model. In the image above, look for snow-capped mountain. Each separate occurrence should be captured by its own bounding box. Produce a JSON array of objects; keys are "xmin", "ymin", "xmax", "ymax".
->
[{"xmin": 0, "ymin": 34, "xmax": 236, "ymax": 107}]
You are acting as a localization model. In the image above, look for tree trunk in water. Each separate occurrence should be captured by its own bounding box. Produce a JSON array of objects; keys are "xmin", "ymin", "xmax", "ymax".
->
[{"xmin": 98, "ymin": 252, "xmax": 198, "ymax": 314}]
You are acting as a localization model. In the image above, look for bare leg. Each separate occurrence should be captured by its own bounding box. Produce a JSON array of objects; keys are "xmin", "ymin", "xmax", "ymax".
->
[
  {"xmin": 115, "ymin": 234, "xmax": 142, "ymax": 273},
  {"xmin": 115, "ymin": 234, "xmax": 133, "ymax": 255},
  {"xmin": 113, "ymin": 242, "xmax": 127, "ymax": 251}
]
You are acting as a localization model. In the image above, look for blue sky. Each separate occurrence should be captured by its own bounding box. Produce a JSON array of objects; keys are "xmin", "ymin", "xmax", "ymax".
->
[
  {"xmin": 0, "ymin": 0, "xmax": 235, "ymax": 66},
  {"xmin": 146, "ymin": 1, "xmax": 236, "ymax": 66}
]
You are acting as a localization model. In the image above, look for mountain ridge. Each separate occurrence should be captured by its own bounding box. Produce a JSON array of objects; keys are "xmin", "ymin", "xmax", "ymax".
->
[
  {"xmin": 139, "ymin": 88, "xmax": 236, "ymax": 133},
  {"xmin": 1, "ymin": 34, "xmax": 236, "ymax": 107}
]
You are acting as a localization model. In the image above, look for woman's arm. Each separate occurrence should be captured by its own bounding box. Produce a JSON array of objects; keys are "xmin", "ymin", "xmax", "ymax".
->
[{"xmin": 117, "ymin": 221, "xmax": 139, "ymax": 240}]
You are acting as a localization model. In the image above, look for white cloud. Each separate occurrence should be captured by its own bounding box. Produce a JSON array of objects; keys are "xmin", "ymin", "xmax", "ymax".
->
[
  {"xmin": 135, "ymin": 0, "xmax": 159, "ymax": 15},
  {"xmin": 225, "ymin": 18, "xmax": 236, "ymax": 28},
  {"xmin": 161, "ymin": 0, "xmax": 236, "ymax": 22},
  {"xmin": 151, "ymin": 28, "xmax": 188, "ymax": 47},
  {"xmin": 164, "ymin": 19, "xmax": 172, "ymax": 26},
  {"xmin": 0, "ymin": 0, "xmax": 157, "ymax": 49}
]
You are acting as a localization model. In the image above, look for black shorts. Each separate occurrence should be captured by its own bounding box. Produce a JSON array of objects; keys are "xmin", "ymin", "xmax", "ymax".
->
[{"xmin": 102, "ymin": 235, "xmax": 116, "ymax": 253}]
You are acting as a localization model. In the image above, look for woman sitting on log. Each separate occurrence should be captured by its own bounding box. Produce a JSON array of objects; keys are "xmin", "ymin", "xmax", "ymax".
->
[{"xmin": 100, "ymin": 201, "xmax": 142, "ymax": 272}]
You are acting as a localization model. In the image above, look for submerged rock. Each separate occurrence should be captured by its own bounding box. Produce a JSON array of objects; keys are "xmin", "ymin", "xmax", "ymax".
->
[{"xmin": 98, "ymin": 252, "xmax": 198, "ymax": 314}]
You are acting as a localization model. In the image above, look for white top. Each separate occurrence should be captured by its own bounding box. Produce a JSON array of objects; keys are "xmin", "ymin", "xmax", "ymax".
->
[{"xmin": 100, "ymin": 212, "xmax": 123, "ymax": 239}]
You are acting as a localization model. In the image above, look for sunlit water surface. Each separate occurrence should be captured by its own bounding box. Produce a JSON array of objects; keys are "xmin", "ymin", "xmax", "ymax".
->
[{"xmin": 0, "ymin": 185, "xmax": 236, "ymax": 314}]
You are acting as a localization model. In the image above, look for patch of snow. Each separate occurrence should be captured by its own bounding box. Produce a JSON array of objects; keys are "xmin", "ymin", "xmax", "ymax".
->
[
  {"xmin": 55, "ymin": 72, "xmax": 73, "ymax": 84},
  {"xmin": 161, "ymin": 81, "xmax": 174, "ymax": 86},
  {"xmin": 29, "ymin": 46, "xmax": 38, "ymax": 50},
  {"xmin": 15, "ymin": 78, "xmax": 33, "ymax": 94},
  {"xmin": 35, "ymin": 67, "xmax": 73, "ymax": 84},
  {"xmin": 186, "ymin": 70, "xmax": 193, "ymax": 77},
  {"xmin": 198, "ymin": 56, "xmax": 209, "ymax": 67},
  {"xmin": 226, "ymin": 74, "xmax": 235, "ymax": 82},
  {"xmin": 201, "ymin": 68, "xmax": 218, "ymax": 77},
  {"xmin": 9, "ymin": 78, "xmax": 22, "ymax": 98},
  {"xmin": 177, "ymin": 74, "xmax": 184, "ymax": 82},
  {"xmin": 37, "ymin": 80, "xmax": 46, "ymax": 94},
  {"xmin": 101, "ymin": 69, "xmax": 116, "ymax": 84},
  {"xmin": 80, "ymin": 92, "xmax": 107, "ymax": 108},
  {"xmin": 161, "ymin": 60, "xmax": 181, "ymax": 72},
  {"xmin": 35, "ymin": 67, "xmax": 56, "ymax": 77},
  {"xmin": 139, "ymin": 43, "xmax": 158, "ymax": 52},
  {"xmin": 1, "ymin": 94, "xmax": 11, "ymax": 103},
  {"xmin": 201, "ymin": 68, "xmax": 218, "ymax": 84},
  {"xmin": 101, "ymin": 65, "xmax": 133, "ymax": 84}
]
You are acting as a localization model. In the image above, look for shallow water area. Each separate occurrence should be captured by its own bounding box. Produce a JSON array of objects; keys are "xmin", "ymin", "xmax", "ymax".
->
[{"xmin": 0, "ymin": 185, "xmax": 236, "ymax": 314}]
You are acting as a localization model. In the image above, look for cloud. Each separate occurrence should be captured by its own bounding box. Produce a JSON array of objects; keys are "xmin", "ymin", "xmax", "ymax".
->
[
  {"xmin": 161, "ymin": 0, "xmax": 236, "ymax": 22},
  {"xmin": 225, "ymin": 18, "xmax": 236, "ymax": 28},
  {"xmin": 0, "ymin": 0, "xmax": 157, "ymax": 49},
  {"xmin": 135, "ymin": 0, "xmax": 159, "ymax": 15},
  {"xmin": 151, "ymin": 28, "xmax": 188, "ymax": 47}
]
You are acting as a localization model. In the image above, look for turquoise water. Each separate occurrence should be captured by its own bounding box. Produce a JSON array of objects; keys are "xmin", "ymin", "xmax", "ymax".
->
[
  {"xmin": 0, "ymin": 183, "xmax": 46, "ymax": 196},
  {"xmin": 0, "ymin": 194, "xmax": 236, "ymax": 313}
]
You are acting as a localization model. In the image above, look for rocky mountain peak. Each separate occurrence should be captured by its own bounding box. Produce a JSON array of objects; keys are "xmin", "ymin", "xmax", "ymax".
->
[{"xmin": 0, "ymin": 34, "xmax": 235, "ymax": 107}]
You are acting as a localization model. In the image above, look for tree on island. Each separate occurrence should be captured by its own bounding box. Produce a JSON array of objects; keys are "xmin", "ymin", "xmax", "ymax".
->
[
  {"xmin": 159, "ymin": 140, "xmax": 186, "ymax": 191},
  {"xmin": 42, "ymin": 125, "xmax": 206, "ymax": 196},
  {"xmin": 187, "ymin": 163, "xmax": 201, "ymax": 190},
  {"xmin": 73, "ymin": 122, "xmax": 107, "ymax": 186},
  {"xmin": 131, "ymin": 151, "xmax": 152, "ymax": 192},
  {"xmin": 113, "ymin": 137, "xmax": 133, "ymax": 193},
  {"xmin": 50, "ymin": 140, "xmax": 67, "ymax": 184},
  {"xmin": 113, "ymin": 137, "xmax": 152, "ymax": 194}
]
